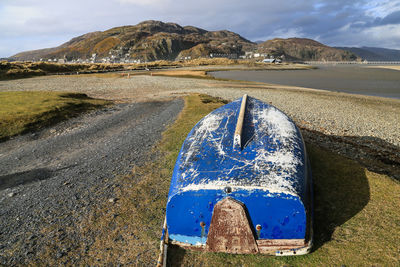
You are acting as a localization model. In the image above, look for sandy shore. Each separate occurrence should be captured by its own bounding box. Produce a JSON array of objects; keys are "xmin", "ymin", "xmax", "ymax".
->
[{"xmin": 369, "ymin": 65, "xmax": 400, "ymax": 71}]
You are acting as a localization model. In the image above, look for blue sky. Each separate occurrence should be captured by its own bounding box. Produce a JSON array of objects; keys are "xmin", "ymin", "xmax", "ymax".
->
[{"xmin": 1, "ymin": 0, "xmax": 400, "ymax": 57}]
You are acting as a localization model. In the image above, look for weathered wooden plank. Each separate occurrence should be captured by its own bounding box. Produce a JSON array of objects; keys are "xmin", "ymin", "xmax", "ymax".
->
[
  {"xmin": 233, "ymin": 94, "xmax": 247, "ymax": 149},
  {"xmin": 256, "ymin": 239, "xmax": 307, "ymax": 254},
  {"xmin": 257, "ymin": 239, "xmax": 305, "ymax": 246}
]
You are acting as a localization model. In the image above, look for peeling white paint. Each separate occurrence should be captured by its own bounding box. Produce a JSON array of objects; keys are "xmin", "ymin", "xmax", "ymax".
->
[
  {"xmin": 259, "ymin": 107, "xmax": 297, "ymax": 139},
  {"xmin": 183, "ymin": 112, "xmax": 231, "ymax": 165},
  {"xmin": 177, "ymin": 97, "xmax": 305, "ymax": 197},
  {"xmin": 181, "ymin": 183, "xmax": 297, "ymax": 197}
]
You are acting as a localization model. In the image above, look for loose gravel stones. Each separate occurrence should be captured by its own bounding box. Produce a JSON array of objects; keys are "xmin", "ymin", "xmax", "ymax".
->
[
  {"xmin": 0, "ymin": 99, "xmax": 183, "ymax": 265},
  {"xmin": 0, "ymin": 73, "xmax": 398, "ymax": 148}
]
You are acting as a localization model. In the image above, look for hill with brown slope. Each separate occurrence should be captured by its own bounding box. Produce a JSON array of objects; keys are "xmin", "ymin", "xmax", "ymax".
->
[
  {"xmin": 257, "ymin": 38, "xmax": 359, "ymax": 61},
  {"xmin": 11, "ymin": 20, "xmax": 256, "ymax": 62},
  {"xmin": 11, "ymin": 22, "xmax": 361, "ymax": 62}
]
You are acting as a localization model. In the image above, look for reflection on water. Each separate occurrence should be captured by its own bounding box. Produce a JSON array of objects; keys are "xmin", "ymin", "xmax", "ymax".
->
[{"xmin": 210, "ymin": 65, "xmax": 400, "ymax": 99}]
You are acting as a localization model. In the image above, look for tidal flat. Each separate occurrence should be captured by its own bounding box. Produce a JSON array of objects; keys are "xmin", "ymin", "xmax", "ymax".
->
[{"xmin": 210, "ymin": 64, "xmax": 400, "ymax": 99}]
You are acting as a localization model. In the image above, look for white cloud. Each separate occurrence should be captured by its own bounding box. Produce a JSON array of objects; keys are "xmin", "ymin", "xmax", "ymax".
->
[
  {"xmin": 364, "ymin": 24, "xmax": 400, "ymax": 41},
  {"xmin": 272, "ymin": 28, "xmax": 305, "ymax": 39},
  {"xmin": 320, "ymin": 22, "xmax": 400, "ymax": 49},
  {"xmin": 115, "ymin": 0, "xmax": 169, "ymax": 7},
  {"xmin": 0, "ymin": 5, "xmax": 42, "ymax": 35},
  {"xmin": 365, "ymin": 0, "xmax": 400, "ymax": 18}
]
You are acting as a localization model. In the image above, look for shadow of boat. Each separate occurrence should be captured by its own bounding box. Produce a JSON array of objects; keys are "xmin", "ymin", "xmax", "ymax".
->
[
  {"xmin": 307, "ymin": 143, "xmax": 370, "ymax": 250},
  {"xmin": 166, "ymin": 136, "xmax": 374, "ymax": 263}
]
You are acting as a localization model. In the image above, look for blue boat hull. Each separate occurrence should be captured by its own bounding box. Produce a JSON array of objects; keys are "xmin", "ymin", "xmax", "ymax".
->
[{"xmin": 164, "ymin": 95, "xmax": 313, "ymax": 255}]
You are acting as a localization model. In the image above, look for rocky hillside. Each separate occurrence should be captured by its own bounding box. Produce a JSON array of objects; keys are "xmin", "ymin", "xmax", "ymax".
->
[
  {"xmin": 11, "ymin": 21, "xmax": 256, "ymax": 62},
  {"xmin": 257, "ymin": 38, "xmax": 359, "ymax": 61},
  {"xmin": 11, "ymin": 21, "xmax": 362, "ymax": 62}
]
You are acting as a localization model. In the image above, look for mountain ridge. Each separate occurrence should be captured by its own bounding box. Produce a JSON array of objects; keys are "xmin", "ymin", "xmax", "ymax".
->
[
  {"xmin": 10, "ymin": 20, "xmax": 358, "ymax": 62},
  {"xmin": 11, "ymin": 20, "xmax": 255, "ymax": 62},
  {"xmin": 258, "ymin": 38, "xmax": 358, "ymax": 61},
  {"xmin": 335, "ymin": 46, "xmax": 400, "ymax": 61}
]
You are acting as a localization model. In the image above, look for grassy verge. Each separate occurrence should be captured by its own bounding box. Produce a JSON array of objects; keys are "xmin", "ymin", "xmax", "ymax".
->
[
  {"xmin": 0, "ymin": 91, "xmax": 110, "ymax": 141},
  {"xmin": 45, "ymin": 94, "xmax": 399, "ymax": 266}
]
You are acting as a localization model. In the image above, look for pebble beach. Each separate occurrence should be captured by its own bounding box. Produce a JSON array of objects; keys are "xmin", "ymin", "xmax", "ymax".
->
[
  {"xmin": 1, "ymin": 72, "xmax": 399, "ymax": 147},
  {"xmin": 0, "ymin": 71, "xmax": 399, "ymax": 180}
]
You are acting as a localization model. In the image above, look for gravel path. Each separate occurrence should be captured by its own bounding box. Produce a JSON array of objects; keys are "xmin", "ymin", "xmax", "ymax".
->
[{"xmin": 0, "ymin": 99, "xmax": 183, "ymax": 265}]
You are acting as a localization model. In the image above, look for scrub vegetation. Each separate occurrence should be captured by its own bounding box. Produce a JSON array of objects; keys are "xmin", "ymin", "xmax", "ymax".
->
[
  {"xmin": 73, "ymin": 94, "xmax": 399, "ymax": 266},
  {"xmin": 0, "ymin": 91, "xmax": 110, "ymax": 141},
  {"xmin": 0, "ymin": 59, "xmax": 313, "ymax": 81},
  {"xmin": 0, "ymin": 61, "xmax": 127, "ymax": 80}
]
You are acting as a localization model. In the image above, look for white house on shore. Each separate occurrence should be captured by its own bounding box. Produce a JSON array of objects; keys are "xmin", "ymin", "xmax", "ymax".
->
[
  {"xmin": 263, "ymin": 58, "xmax": 275, "ymax": 63},
  {"xmin": 263, "ymin": 58, "xmax": 282, "ymax": 63}
]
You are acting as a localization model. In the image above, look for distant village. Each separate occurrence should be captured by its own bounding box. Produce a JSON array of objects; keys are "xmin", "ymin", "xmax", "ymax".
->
[{"xmin": 12, "ymin": 48, "xmax": 284, "ymax": 64}]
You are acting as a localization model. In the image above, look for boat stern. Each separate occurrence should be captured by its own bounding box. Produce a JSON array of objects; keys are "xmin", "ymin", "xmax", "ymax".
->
[{"xmin": 166, "ymin": 187, "xmax": 312, "ymax": 255}]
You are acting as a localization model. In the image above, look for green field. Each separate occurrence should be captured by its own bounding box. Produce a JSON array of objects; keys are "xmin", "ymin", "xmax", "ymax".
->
[
  {"xmin": 74, "ymin": 94, "xmax": 400, "ymax": 266},
  {"xmin": 0, "ymin": 91, "xmax": 110, "ymax": 141}
]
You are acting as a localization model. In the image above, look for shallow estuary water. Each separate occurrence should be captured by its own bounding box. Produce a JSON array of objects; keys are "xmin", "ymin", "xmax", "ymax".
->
[{"xmin": 210, "ymin": 65, "xmax": 400, "ymax": 99}]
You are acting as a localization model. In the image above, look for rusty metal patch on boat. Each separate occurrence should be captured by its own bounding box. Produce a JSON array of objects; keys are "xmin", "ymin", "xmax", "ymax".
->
[{"xmin": 206, "ymin": 197, "xmax": 259, "ymax": 254}]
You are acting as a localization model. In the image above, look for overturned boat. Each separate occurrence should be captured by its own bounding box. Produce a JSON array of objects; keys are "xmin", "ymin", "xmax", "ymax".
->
[{"xmin": 158, "ymin": 95, "xmax": 313, "ymax": 264}]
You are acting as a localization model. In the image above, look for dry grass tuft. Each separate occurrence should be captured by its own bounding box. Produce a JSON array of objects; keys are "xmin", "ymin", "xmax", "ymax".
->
[
  {"xmin": 150, "ymin": 70, "xmax": 210, "ymax": 79},
  {"xmin": 0, "ymin": 61, "xmax": 127, "ymax": 80},
  {"xmin": 0, "ymin": 91, "xmax": 110, "ymax": 141},
  {"xmin": 181, "ymin": 58, "xmax": 237, "ymax": 66}
]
